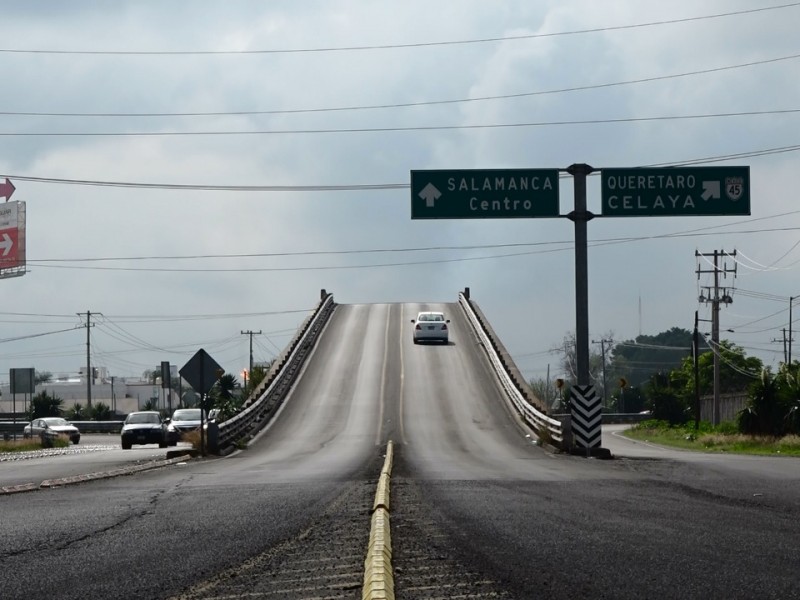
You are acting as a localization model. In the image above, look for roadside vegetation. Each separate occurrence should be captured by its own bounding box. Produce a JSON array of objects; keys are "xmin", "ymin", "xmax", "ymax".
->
[
  {"xmin": 0, "ymin": 436, "xmax": 71, "ymax": 453},
  {"xmin": 529, "ymin": 327, "xmax": 800, "ymax": 456},
  {"xmin": 624, "ymin": 419, "xmax": 800, "ymax": 456},
  {"xmin": 620, "ymin": 361, "xmax": 800, "ymax": 455}
]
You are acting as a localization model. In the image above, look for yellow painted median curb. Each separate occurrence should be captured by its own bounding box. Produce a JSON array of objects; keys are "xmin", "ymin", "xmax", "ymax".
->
[{"xmin": 363, "ymin": 441, "xmax": 394, "ymax": 600}]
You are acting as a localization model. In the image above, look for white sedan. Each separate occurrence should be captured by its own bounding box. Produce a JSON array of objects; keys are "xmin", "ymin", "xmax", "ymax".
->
[
  {"xmin": 23, "ymin": 417, "xmax": 81, "ymax": 444},
  {"xmin": 411, "ymin": 311, "xmax": 450, "ymax": 344}
]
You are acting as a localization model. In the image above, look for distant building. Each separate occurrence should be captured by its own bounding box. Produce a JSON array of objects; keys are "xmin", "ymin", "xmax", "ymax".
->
[{"xmin": 0, "ymin": 375, "xmax": 183, "ymax": 416}]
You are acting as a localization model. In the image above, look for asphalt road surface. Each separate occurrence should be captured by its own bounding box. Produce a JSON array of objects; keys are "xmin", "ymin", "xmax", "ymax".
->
[{"xmin": 1, "ymin": 302, "xmax": 799, "ymax": 599}]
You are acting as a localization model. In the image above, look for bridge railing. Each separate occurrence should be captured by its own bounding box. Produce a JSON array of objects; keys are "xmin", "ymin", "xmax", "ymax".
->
[
  {"xmin": 215, "ymin": 290, "xmax": 336, "ymax": 453},
  {"xmin": 458, "ymin": 290, "xmax": 566, "ymax": 447}
]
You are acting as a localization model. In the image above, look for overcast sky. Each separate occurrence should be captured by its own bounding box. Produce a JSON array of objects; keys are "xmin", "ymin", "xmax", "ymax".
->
[{"xmin": 1, "ymin": 1, "xmax": 799, "ymax": 387}]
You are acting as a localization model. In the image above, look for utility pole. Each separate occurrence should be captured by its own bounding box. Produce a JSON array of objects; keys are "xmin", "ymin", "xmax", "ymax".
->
[
  {"xmin": 789, "ymin": 296, "xmax": 795, "ymax": 365},
  {"xmin": 696, "ymin": 250, "xmax": 736, "ymax": 425},
  {"xmin": 241, "ymin": 330, "xmax": 262, "ymax": 375},
  {"xmin": 772, "ymin": 329, "xmax": 788, "ymax": 364},
  {"xmin": 693, "ymin": 311, "xmax": 701, "ymax": 430},
  {"xmin": 78, "ymin": 311, "xmax": 95, "ymax": 407},
  {"xmin": 591, "ymin": 338, "xmax": 612, "ymax": 409}
]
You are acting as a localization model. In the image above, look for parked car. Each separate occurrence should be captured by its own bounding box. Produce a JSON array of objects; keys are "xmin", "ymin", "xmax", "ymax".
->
[
  {"xmin": 120, "ymin": 411, "xmax": 168, "ymax": 450},
  {"xmin": 166, "ymin": 408, "xmax": 205, "ymax": 446},
  {"xmin": 23, "ymin": 417, "xmax": 81, "ymax": 444},
  {"xmin": 411, "ymin": 311, "xmax": 451, "ymax": 344}
]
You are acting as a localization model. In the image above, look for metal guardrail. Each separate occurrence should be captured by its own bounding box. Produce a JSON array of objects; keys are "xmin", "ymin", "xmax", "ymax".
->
[
  {"xmin": 216, "ymin": 292, "xmax": 336, "ymax": 452},
  {"xmin": 0, "ymin": 420, "xmax": 122, "ymax": 435},
  {"xmin": 0, "ymin": 421, "xmax": 122, "ymax": 443},
  {"xmin": 458, "ymin": 292, "xmax": 565, "ymax": 446}
]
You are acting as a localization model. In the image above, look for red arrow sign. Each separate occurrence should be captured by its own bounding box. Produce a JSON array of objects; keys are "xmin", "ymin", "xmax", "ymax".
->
[
  {"xmin": 0, "ymin": 232, "xmax": 12, "ymax": 256},
  {"xmin": 0, "ymin": 178, "xmax": 15, "ymax": 201},
  {"xmin": 0, "ymin": 229, "xmax": 18, "ymax": 267}
]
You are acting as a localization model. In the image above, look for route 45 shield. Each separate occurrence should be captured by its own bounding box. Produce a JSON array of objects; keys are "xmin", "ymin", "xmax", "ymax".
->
[{"xmin": 725, "ymin": 177, "xmax": 745, "ymax": 201}]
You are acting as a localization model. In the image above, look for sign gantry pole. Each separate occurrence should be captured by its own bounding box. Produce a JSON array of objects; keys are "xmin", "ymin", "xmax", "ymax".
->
[
  {"xmin": 566, "ymin": 164, "xmax": 604, "ymax": 456},
  {"xmin": 567, "ymin": 164, "xmax": 594, "ymax": 385}
]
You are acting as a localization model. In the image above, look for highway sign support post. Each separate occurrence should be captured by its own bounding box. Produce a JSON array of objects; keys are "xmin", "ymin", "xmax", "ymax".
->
[{"xmin": 566, "ymin": 164, "xmax": 605, "ymax": 456}]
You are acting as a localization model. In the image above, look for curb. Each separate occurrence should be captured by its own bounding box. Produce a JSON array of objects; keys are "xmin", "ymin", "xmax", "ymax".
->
[
  {"xmin": 363, "ymin": 441, "xmax": 394, "ymax": 600},
  {"xmin": 1, "ymin": 454, "xmax": 193, "ymax": 495}
]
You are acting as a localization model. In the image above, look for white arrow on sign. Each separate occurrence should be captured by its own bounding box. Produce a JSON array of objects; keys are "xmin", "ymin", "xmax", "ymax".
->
[
  {"xmin": 701, "ymin": 180, "xmax": 721, "ymax": 201},
  {"xmin": 418, "ymin": 182, "xmax": 442, "ymax": 208},
  {"xmin": 0, "ymin": 232, "xmax": 12, "ymax": 257}
]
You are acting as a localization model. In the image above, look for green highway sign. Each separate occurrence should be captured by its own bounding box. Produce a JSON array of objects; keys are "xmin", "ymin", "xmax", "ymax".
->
[
  {"xmin": 601, "ymin": 166, "xmax": 750, "ymax": 217},
  {"xmin": 411, "ymin": 169, "xmax": 560, "ymax": 219}
]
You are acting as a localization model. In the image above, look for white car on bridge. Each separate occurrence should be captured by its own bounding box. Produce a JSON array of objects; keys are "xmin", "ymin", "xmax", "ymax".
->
[{"xmin": 411, "ymin": 311, "xmax": 450, "ymax": 344}]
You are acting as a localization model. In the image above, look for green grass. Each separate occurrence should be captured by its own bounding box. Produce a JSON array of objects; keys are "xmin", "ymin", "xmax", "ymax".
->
[
  {"xmin": 0, "ymin": 436, "xmax": 71, "ymax": 453},
  {"xmin": 624, "ymin": 420, "xmax": 800, "ymax": 456}
]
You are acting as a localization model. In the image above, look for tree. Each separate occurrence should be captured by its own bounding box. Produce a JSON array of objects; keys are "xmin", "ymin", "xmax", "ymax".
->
[
  {"xmin": 611, "ymin": 384, "xmax": 646, "ymax": 414},
  {"xmin": 610, "ymin": 328, "xmax": 696, "ymax": 389},
  {"xmin": 27, "ymin": 391, "xmax": 63, "ymax": 419},
  {"xmin": 558, "ymin": 332, "xmax": 607, "ymax": 393},
  {"xmin": 35, "ymin": 370, "xmax": 53, "ymax": 385},
  {"xmin": 673, "ymin": 340, "xmax": 762, "ymax": 398},
  {"xmin": 209, "ymin": 373, "xmax": 243, "ymax": 421},
  {"xmin": 141, "ymin": 369, "xmax": 158, "ymax": 384},
  {"xmin": 528, "ymin": 377, "xmax": 558, "ymax": 410},
  {"xmin": 740, "ymin": 363, "xmax": 800, "ymax": 436},
  {"xmin": 646, "ymin": 372, "xmax": 688, "ymax": 425}
]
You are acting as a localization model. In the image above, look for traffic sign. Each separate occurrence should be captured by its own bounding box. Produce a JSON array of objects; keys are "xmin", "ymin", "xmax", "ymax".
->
[
  {"xmin": 180, "ymin": 349, "xmax": 224, "ymax": 395},
  {"xmin": 601, "ymin": 167, "xmax": 750, "ymax": 217},
  {"xmin": 411, "ymin": 169, "xmax": 560, "ymax": 219},
  {"xmin": 0, "ymin": 201, "xmax": 24, "ymax": 272},
  {"xmin": 0, "ymin": 178, "xmax": 15, "ymax": 201}
]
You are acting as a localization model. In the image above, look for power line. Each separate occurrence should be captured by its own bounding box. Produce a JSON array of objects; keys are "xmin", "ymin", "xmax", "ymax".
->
[
  {"xmin": 21, "ymin": 225, "xmax": 800, "ymax": 273},
  {"xmin": 4, "ymin": 53, "xmax": 798, "ymax": 119},
  {"xmin": 703, "ymin": 337, "xmax": 762, "ymax": 379},
  {"xmin": 0, "ymin": 176, "xmax": 405, "ymax": 192},
  {"xmin": 0, "ymin": 326, "xmax": 81, "ymax": 344},
  {"xmin": 1, "ymin": 108, "xmax": 798, "ymax": 137},
  {"xmin": 1, "ymin": 4, "xmax": 795, "ymax": 56},
  {"xmin": 0, "ymin": 308, "xmax": 314, "ymax": 322},
  {"xmin": 734, "ymin": 288, "xmax": 790, "ymax": 303},
  {"xmin": 3, "ymin": 143, "xmax": 799, "ymax": 194}
]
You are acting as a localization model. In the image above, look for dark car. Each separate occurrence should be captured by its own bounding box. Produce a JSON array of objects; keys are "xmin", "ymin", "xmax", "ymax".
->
[
  {"xmin": 120, "ymin": 411, "xmax": 168, "ymax": 450},
  {"xmin": 23, "ymin": 417, "xmax": 81, "ymax": 444},
  {"xmin": 166, "ymin": 408, "xmax": 205, "ymax": 446}
]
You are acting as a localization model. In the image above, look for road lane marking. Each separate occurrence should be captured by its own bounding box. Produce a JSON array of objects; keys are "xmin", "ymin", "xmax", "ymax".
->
[
  {"xmin": 399, "ymin": 304, "xmax": 407, "ymax": 445},
  {"xmin": 376, "ymin": 304, "xmax": 391, "ymax": 446}
]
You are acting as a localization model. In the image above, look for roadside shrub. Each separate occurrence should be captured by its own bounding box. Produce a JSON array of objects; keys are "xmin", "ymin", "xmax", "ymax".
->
[
  {"xmin": 741, "ymin": 370, "xmax": 791, "ymax": 436},
  {"xmin": 714, "ymin": 421, "xmax": 739, "ymax": 435},
  {"xmin": 66, "ymin": 403, "xmax": 85, "ymax": 420},
  {"xmin": 738, "ymin": 406, "xmax": 759, "ymax": 435},
  {"xmin": 785, "ymin": 405, "xmax": 800, "ymax": 435},
  {"xmin": 88, "ymin": 402, "xmax": 112, "ymax": 421},
  {"xmin": 0, "ymin": 437, "xmax": 69, "ymax": 452},
  {"xmin": 650, "ymin": 389, "xmax": 689, "ymax": 425},
  {"xmin": 27, "ymin": 391, "xmax": 64, "ymax": 420}
]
